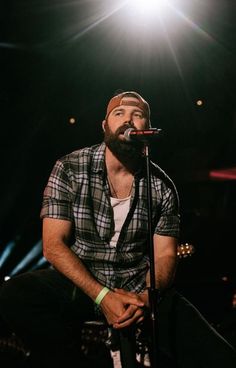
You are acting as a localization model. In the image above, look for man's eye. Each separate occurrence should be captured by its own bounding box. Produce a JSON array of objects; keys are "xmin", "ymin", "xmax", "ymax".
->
[
  {"xmin": 133, "ymin": 113, "xmax": 143, "ymax": 118},
  {"xmin": 115, "ymin": 111, "xmax": 123, "ymax": 116}
]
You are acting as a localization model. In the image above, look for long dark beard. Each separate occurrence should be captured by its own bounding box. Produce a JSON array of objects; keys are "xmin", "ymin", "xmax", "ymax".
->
[{"xmin": 104, "ymin": 123, "xmax": 144, "ymax": 167}]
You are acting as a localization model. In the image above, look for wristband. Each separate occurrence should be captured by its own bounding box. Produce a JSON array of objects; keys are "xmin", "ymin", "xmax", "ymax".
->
[{"xmin": 95, "ymin": 286, "xmax": 110, "ymax": 305}]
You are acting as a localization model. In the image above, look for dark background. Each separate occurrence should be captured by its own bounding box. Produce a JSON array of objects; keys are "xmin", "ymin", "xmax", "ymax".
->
[{"xmin": 0, "ymin": 0, "xmax": 236, "ymax": 326}]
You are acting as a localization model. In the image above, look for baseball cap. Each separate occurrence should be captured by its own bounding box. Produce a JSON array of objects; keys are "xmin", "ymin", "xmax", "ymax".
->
[{"xmin": 105, "ymin": 91, "xmax": 150, "ymax": 124}]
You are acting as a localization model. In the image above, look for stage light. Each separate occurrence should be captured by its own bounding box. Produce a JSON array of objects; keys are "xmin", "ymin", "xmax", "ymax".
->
[
  {"xmin": 221, "ymin": 276, "xmax": 228, "ymax": 282},
  {"xmin": 127, "ymin": 0, "xmax": 168, "ymax": 16},
  {"xmin": 69, "ymin": 117, "xmax": 76, "ymax": 124},
  {"xmin": 123, "ymin": 0, "xmax": 172, "ymax": 24},
  {"xmin": 196, "ymin": 99, "xmax": 203, "ymax": 106},
  {"xmin": 115, "ymin": 0, "xmax": 188, "ymax": 42}
]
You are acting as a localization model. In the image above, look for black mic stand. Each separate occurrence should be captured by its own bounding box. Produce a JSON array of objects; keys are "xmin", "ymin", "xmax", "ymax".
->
[{"xmin": 143, "ymin": 141, "xmax": 160, "ymax": 368}]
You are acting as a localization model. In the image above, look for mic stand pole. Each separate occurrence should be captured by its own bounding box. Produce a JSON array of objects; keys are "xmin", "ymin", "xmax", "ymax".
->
[{"xmin": 143, "ymin": 141, "xmax": 159, "ymax": 368}]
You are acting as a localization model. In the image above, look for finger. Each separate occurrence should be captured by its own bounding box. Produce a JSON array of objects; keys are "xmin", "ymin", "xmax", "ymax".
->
[
  {"xmin": 113, "ymin": 320, "xmax": 132, "ymax": 329},
  {"xmin": 115, "ymin": 307, "xmax": 144, "ymax": 327},
  {"xmin": 113, "ymin": 309, "xmax": 143, "ymax": 329},
  {"xmin": 124, "ymin": 295, "xmax": 144, "ymax": 307},
  {"xmin": 116, "ymin": 305, "xmax": 139, "ymax": 323},
  {"xmin": 117, "ymin": 292, "xmax": 144, "ymax": 306}
]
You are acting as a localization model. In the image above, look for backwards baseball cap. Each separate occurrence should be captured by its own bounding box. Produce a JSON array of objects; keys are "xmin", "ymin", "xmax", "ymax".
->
[{"xmin": 105, "ymin": 91, "xmax": 151, "ymax": 124}]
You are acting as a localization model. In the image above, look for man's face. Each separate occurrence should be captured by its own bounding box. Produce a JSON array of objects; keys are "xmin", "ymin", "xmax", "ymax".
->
[{"xmin": 102, "ymin": 97, "xmax": 148, "ymax": 158}]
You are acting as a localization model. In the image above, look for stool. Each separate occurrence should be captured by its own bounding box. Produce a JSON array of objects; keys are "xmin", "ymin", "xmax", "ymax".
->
[{"xmin": 80, "ymin": 320, "xmax": 151, "ymax": 367}]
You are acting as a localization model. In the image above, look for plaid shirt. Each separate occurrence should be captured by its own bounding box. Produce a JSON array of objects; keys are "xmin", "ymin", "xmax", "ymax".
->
[{"xmin": 40, "ymin": 143, "xmax": 180, "ymax": 293}]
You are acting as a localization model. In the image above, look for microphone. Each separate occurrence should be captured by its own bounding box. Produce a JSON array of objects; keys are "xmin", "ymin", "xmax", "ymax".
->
[{"xmin": 124, "ymin": 127, "xmax": 162, "ymax": 142}]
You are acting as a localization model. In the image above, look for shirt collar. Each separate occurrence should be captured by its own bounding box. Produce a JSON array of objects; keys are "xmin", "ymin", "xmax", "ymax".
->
[{"xmin": 91, "ymin": 142, "xmax": 106, "ymax": 173}]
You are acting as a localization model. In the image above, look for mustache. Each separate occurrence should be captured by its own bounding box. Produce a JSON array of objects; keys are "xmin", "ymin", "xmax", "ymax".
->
[{"xmin": 116, "ymin": 123, "xmax": 134, "ymax": 135}]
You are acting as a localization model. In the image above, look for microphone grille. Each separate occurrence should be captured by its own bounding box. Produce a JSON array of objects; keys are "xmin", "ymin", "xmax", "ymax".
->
[{"xmin": 123, "ymin": 128, "xmax": 134, "ymax": 142}]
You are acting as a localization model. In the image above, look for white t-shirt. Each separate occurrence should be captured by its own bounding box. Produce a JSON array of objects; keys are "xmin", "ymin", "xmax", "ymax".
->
[{"xmin": 110, "ymin": 196, "xmax": 131, "ymax": 247}]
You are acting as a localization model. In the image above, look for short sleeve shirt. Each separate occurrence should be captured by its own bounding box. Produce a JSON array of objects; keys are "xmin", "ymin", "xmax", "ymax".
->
[{"xmin": 40, "ymin": 143, "xmax": 180, "ymax": 293}]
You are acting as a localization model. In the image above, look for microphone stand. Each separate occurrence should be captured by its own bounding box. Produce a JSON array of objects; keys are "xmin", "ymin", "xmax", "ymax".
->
[{"xmin": 143, "ymin": 141, "xmax": 159, "ymax": 368}]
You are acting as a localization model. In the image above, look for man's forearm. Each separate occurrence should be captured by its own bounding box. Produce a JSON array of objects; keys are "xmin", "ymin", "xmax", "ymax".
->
[
  {"xmin": 145, "ymin": 254, "xmax": 177, "ymax": 291},
  {"xmin": 43, "ymin": 241, "xmax": 104, "ymax": 301}
]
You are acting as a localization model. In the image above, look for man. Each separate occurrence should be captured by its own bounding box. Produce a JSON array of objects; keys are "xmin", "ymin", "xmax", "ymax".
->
[
  {"xmin": 40, "ymin": 91, "xmax": 179, "ymax": 327},
  {"xmin": 0, "ymin": 91, "xmax": 235, "ymax": 367}
]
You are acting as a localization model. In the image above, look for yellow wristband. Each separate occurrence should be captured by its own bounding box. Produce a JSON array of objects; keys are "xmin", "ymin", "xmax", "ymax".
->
[{"xmin": 95, "ymin": 287, "xmax": 110, "ymax": 305}]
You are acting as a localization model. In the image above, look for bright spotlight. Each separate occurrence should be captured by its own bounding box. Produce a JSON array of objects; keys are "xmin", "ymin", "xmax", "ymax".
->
[
  {"xmin": 122, "ymin": 0, "xmax": 173, "ymax": 31},
  {"xmin": 128, "ymin": 0, "xmax": 168, "ymax": 16}
]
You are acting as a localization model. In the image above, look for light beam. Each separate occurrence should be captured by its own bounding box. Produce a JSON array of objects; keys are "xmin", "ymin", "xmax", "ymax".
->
[{"xmin": 9, "ymin": 240, "xmax": 43, "ymax": 276}]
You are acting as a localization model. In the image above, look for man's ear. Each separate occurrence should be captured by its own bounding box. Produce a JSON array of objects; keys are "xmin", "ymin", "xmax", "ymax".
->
[{"xmin": 102, "ymin": 120, "xmax": 106, "ymax": 132}]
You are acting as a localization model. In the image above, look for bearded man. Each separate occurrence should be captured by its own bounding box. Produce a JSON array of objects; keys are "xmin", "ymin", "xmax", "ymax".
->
[{"xmin": 0, "ymin": 91, "xmax": 235, "ymax": 368}]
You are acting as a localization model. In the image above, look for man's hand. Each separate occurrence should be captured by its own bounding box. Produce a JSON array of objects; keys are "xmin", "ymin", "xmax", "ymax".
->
[
  {"xmin": 101, "ymin": 289, "xmax": 148, "ymax": 329},
  {"xmin": 100, "ymin": 289, "xmax": 145, "ymax": 328}
]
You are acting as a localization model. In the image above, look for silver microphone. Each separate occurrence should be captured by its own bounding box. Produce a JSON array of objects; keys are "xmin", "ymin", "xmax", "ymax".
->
[{"xmin": 124, "ymin": 128, "xmax": 162, "ymax": 142}]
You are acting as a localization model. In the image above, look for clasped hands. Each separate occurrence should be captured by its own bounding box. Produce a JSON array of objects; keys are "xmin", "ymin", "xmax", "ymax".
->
[{"xmin": 100, "ymin": 288, "xmax": 149, "ymax": 329}]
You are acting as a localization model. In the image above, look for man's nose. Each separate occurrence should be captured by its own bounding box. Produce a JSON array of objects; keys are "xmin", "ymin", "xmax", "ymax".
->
[{"xmin": 123, "ymin": 118, "xmax": 135, "ymax": 127}]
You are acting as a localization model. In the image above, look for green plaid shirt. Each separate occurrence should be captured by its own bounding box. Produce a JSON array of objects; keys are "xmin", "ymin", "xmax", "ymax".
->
[{"xmin": 40, "ymin": 143, "xmax": 180, "ymax": 293}]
